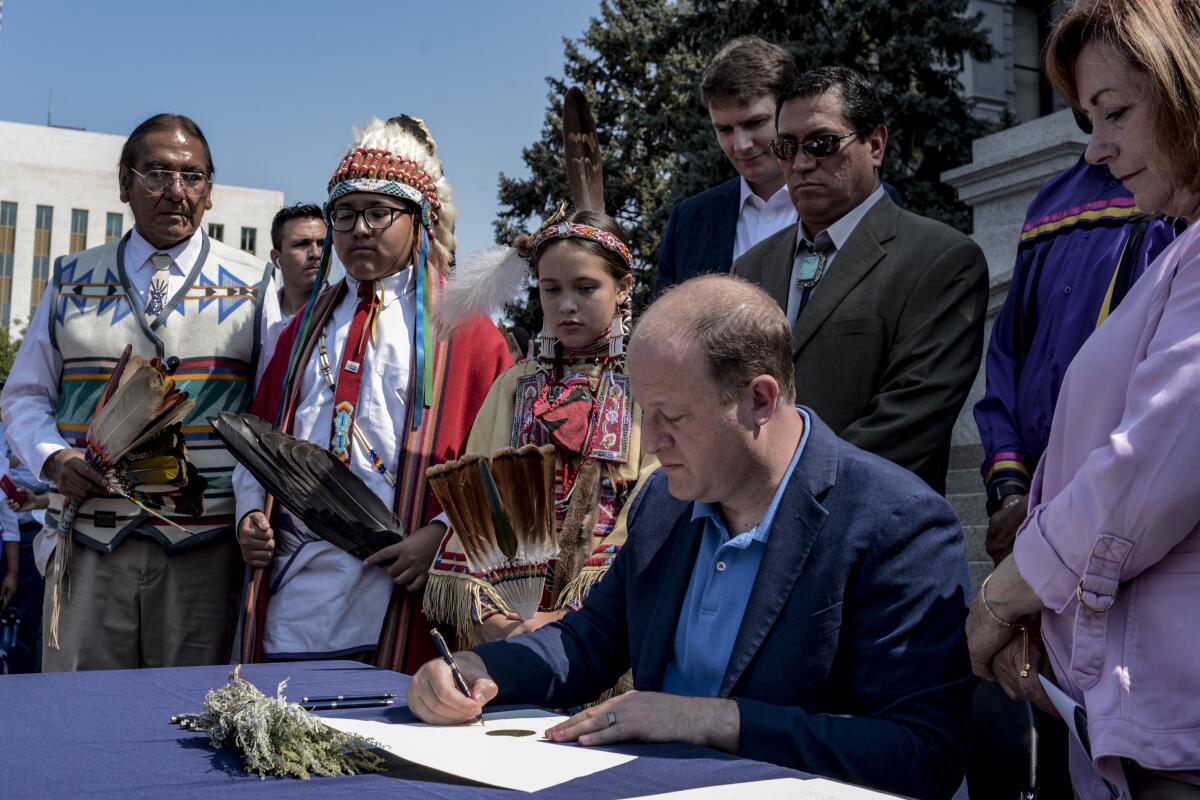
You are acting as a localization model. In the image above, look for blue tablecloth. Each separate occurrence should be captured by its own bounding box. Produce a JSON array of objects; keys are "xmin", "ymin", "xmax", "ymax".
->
[{"xmin": 0, "ymin": 661, "xmax": 807, "ymax": 798}]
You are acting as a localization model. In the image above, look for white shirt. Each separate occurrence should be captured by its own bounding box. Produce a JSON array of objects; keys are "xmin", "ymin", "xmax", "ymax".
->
[
  {"xmin": 232, "ymin": 269, "xmax": 417, "ymax": 657},
  {"xmin": 733, "ymin": 178, "xmax": 797, "ymax": 263},
  {"xmin": 785, "ymin": 184, "xmax": 886, "ymax": 325}
]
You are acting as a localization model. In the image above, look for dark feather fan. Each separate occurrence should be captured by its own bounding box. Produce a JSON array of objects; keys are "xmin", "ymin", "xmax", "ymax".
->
[
  {"xmin": 210, "ymin": 411, "xmax": 404, "ymax": 561},
  {"xmin": 563, "ymin": 86, "xmax": 605, "ymax": 213}
]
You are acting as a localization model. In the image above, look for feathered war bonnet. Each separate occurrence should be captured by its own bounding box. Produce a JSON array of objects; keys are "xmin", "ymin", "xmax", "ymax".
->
[
  {"xmin": 435, "ymin": 88, "xmax": 630, "ymax": 350},
  {"xmin": 281, "ymin": 115, "xmax": 459, "ymax": 429}
]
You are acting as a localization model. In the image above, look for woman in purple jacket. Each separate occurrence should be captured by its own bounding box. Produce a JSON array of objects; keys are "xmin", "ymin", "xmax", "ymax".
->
[{"xmin": 967, "ymin": 1, "xmax": 1200, "ymax": 797}]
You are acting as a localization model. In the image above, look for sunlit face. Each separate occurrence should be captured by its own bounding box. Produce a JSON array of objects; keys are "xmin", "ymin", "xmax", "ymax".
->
[
  {"xmin": 709, "ymin": 95, "xmax": 783, "ymax": 190},
  {"xmin": 330, "ymin": 193, "xmax": 415, "ymax": 282},
  {"xmin": 119, "ymin": 127, "xmax": 213, "ymax": 249},
  {"xmin": 1077, "ymin": 40, "xmax": 1200, "ymax": 219},
  {"xmin": 627, "ymin": 337, "xmax": 753, "ymax": 505},
  {"xmin": 271, "ymin": 217, "xmax": 327, "ymax": 295},
  {"xmin": 536, "ymin": 243, "xmax": 631, "ymax": 349},
  {"xmin": 776, "ymin": 91, "xmax": 885, "ymax": 231}
]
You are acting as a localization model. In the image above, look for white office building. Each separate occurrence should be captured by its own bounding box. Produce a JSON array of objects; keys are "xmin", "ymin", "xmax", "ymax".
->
[{"xmin": 0, "ymin": 119, "xmax": 284, "ymax": 335}]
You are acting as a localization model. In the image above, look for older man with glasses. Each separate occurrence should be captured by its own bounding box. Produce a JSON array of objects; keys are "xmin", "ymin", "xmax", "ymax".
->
[
  {"xmin": 0, "ymin": 113, "xmax": 276, "ymax": 671},
  {"xmin": 733, "ymin": 67, "xmax": 988, "ymax": 494}
]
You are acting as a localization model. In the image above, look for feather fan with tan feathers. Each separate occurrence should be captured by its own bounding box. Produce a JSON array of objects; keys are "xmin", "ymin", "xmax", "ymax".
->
[
  {"xmin": 47, "ymin": 344, "xmax": 203, "ymax": 647},
  {"xmin": 425, "ymin": 445, "xmax": 557, "ymax": 620}
]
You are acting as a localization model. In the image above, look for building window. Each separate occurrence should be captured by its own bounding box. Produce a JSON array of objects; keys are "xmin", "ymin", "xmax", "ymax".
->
[
  {"xmin": 1012, "ymin": 2, "xmax": 1053, "ymax": 123},
  {"xmin": 208, "ymin": 223, "xmax": 224, "ymax": 242},
  {"xmin": 240, "ymin": 227, "xmax": 256, "ymax": 254},
  {"xmin": 31, "ymin": 205, "xmax": 53, "ymax": 311},
  {"xmin": 70, "ymin": 209, "xmax": 88, "ymax": 253},
  {"xmin": 0, "ymin": 202, "xmax": 16, "ymax": 328},
  {"xmin": 105, "ymin": 212, "xmax": 123, "ymax": 243}
]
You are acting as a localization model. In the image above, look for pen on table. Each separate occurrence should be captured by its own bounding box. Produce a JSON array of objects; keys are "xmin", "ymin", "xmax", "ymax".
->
[
  {"xmin": 301, "ymin": 692, "xmax": 397, "ymax": 704},
  {"xmin": 430, "ymin": 628, "xmax": 484, "ymax": 727},
  {"xmin": 301, "ymin": 698, "xmax": 395, "ymax": 712}
]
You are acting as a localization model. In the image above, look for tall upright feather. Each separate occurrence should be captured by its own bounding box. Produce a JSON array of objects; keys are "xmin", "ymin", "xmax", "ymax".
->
[{"xmin": 563, "ymin": 87, "xmax": 605, "ymax": 212}]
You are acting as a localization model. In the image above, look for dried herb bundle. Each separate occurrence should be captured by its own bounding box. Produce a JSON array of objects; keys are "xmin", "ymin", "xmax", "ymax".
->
[{"xmin": 182, "ymin": 666, "xmax": 385, "ymax": 780}]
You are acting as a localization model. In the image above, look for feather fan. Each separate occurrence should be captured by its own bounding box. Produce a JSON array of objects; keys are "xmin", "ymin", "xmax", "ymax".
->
[
  {"xmin": 47, "ymin": 345, "xmax": 202, "ymax": 648},
  {"xmin": 563, "ymin": 87, "xmax": 605, "ymax": 212},
  {"xmin": 426, "ymin": 445, "xmax": 557, "ymax": 620},
  {"xmin": 209, "ymin": 412, "xmax": 404, "ymax": 561}
]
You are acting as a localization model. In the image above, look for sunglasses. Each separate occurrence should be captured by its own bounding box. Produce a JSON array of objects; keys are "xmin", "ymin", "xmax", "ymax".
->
[{"xmin": 769, "ymin": 132, "xmax": 860, "ymax": 160}]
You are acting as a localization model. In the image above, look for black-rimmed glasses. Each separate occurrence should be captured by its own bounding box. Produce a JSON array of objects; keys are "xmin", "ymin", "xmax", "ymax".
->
[
  {"xmin": 328, "ymin": 206, "xmax": 411, "ymax": 232},
  {"xmin": 129, "ymin": 167, "xmax": 210, "ymax": 195},
  {"xmin": 769, "ymin": 132, "xmax": 859, "ymax": 161}
]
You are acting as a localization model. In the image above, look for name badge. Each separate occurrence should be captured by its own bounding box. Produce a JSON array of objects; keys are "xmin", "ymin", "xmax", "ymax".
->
[{"xmin": 345, "ymin": 361, "xmax": 361, "ymax": 374}]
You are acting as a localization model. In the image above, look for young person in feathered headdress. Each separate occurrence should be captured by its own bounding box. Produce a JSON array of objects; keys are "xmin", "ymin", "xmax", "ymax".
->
[
  {"xmin": 425, "ymin": 206, "xmax": 659, "ymax": 652},
  {"xmin": 232, "ymin": 116, "xmax": 512, "ymax": 672}
]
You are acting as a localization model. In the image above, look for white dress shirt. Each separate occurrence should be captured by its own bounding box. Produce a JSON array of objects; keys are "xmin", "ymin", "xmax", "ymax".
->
[
  {"xmin": 733, "ymin": 178, "xmax": 797, "ymax": 263},
  {"xmin": 785, "ymin": 184, "xmax": 887, "ymax": 325},
  {"xmin": 232, "ymin": 269, "xmax": 417, "ymax": 657}
]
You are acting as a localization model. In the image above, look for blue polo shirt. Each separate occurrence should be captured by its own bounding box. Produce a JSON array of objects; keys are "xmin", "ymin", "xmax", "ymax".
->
[{"xmin": 661, "ymin": 408, "xmax": 810, "ymax": 697}]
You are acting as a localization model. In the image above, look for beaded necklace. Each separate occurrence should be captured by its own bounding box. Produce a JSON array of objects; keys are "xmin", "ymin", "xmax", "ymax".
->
[{"xmin": 317, "ymin": 317, "xmax": 397, "ymax": 487}]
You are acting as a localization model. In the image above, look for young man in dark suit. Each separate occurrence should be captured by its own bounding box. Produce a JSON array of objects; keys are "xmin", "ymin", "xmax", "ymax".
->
[
  {"xmin": 734, "ymin": 67, "xmax": 987, "ymax": 493},
  {"xmin": 653, "ymin": 36, "xmax": 798, "ymax": 296},
  {"xmin": 408, "ymin": 277, "xmax": 974, "ymax": 800}
]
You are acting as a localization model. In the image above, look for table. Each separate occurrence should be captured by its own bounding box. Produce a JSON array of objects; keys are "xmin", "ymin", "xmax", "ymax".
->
[{"xmin": 1, "ymin": 661, "xmax": 809, "ymax": 798}]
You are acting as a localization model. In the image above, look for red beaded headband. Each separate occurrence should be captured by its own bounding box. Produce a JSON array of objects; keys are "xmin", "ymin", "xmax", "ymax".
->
[
  {"xmin": 327, "ymin": 147, "xmax": 442, "ymax": 228},
  {"xmin": 530, "ymin": 222, "xmax": 633, "ymax": 267}
]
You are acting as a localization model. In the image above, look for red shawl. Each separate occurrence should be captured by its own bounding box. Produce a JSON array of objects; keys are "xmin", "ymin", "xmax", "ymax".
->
[{"xmin": 240, "ymin": 279, "xmax": 512, "ymax": 673}]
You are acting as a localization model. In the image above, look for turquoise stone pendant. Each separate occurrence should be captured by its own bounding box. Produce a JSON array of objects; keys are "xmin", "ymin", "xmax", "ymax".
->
[{"xmin": 795, "ymin": 252, "xmax": 827, "ymax": 289}]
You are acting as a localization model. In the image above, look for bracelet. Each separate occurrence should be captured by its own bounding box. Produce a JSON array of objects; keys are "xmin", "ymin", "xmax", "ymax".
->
[
  {"xmin": 980, "ymin": 573, "xmax": 1031, "ymax": 679},
  {"xmin": 979, "ymin": 573, "xmax": 1018, "ymax": 626}
]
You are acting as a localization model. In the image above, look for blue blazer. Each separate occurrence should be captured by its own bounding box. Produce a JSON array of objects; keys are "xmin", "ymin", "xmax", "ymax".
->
[
  {"xmin": 654, "ymin": 178, "xmax": 741, "ymax": 297},
  {"xmin": 474, "ymin": 411, "xmax": 973, "ymax": 800}
]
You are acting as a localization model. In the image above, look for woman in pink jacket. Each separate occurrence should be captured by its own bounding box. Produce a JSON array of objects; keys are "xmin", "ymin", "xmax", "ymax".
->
[{"xmin": 966, "ymin": 1, "xmax": 1200, "ymax": 796}]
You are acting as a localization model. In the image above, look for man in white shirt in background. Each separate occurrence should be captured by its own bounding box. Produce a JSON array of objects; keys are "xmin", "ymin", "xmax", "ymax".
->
[
  {"xmin": 261, "ymin": 203, "xmax": 327, "ymax": 356},
  {"xmin": 1, "ymin": 113, "xmax": 275, "ymax": 671},
  {"xmin": 654, "ymin": 36, "xmax": 799, "ymax": 295}
]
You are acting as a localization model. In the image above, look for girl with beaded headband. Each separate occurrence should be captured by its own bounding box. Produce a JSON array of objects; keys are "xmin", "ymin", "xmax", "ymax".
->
[
  {"xmin": 426, "ymin": 206, "xmax": 659, "ymax": 648},
  {"xmin": 230, "ymin": 116, "xmax": 512, "ymax": 674}
]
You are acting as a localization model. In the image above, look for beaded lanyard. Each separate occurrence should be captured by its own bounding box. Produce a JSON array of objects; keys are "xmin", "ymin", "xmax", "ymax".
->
[{"xmin": 317, "ymin": 288, "xmax": 397, "ymax": 487}]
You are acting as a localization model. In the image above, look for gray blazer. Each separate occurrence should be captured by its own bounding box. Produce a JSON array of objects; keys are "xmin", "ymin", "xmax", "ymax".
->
[{"xmin": 734, "ymin": 194, "xmax": 987, "ymax": 493}]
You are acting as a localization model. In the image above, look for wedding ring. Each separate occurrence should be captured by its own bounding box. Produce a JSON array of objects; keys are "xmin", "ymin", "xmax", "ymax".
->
[{"xmin": 606, "ymin": 711, "xmax": 618, "ymax": 727}]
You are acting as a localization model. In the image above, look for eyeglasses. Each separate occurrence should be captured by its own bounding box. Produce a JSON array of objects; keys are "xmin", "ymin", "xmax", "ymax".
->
[
  {"xmin": 129, "ymin": 167, "xmax": 210, "ymax": 195},
  {"xmin": 769, "ymin": 132, "xmax": 860, "ymax": 161},
  {"xmin": 328, "ymin": 206, "xmax": 411, "ymax": 232}
]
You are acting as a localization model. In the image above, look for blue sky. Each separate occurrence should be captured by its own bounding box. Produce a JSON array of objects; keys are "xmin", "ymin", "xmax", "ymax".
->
[{"xmin": 0, "ymin": 0, "xmax": 600, "ymax": 256}]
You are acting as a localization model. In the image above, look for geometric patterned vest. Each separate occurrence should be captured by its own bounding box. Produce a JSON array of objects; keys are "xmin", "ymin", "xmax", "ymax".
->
[{"xmin": 46, "ymin": 231, "xmax": 269, "ymax": 553}]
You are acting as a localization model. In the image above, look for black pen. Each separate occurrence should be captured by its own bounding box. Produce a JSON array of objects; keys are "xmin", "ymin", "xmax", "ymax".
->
[
  {"xmin": 301, "ymin": 692, "xmax": 397, "ymax": 704},
  {"xmin": 302, "ymin": 698, "xmax": 395, "ymax": 712},
  {"xmin": 430, "ymin": 628, "xmax": 484, "ymax": 726}
]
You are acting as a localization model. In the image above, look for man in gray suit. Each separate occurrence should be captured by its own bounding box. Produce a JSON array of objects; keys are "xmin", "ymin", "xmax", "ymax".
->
[{"xmin": 734, "ymin": 67, "xmax": 987, "ymax": 494}]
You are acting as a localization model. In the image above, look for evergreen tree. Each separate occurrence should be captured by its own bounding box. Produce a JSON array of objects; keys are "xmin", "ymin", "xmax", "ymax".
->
[
  {"xmin": 495, "ymin": 0, "xmax": 997, "ymax": 329},
  {"xmin": 0, "ymin": 324, "xmax": 21, "ymax": 381}
]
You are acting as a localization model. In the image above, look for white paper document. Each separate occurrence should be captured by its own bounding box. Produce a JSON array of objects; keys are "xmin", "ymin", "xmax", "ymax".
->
[
  {"xmin": 623, "ymin": 776, "xmax": 905, "ymax": 799},
  {"xmin": 321, "ymin": 708, "xmax": 635, "ymax": 793}
]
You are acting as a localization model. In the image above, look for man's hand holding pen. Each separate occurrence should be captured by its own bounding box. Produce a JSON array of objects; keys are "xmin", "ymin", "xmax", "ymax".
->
[{"xmin": 407, "ymin": 649, "xmax": 497, "ymax": 725}]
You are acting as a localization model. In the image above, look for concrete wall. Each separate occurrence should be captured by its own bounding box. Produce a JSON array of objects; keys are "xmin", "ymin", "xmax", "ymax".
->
[{"xmin": 0, "ymin": 120, "xmax": 283, "ymax": 335}]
